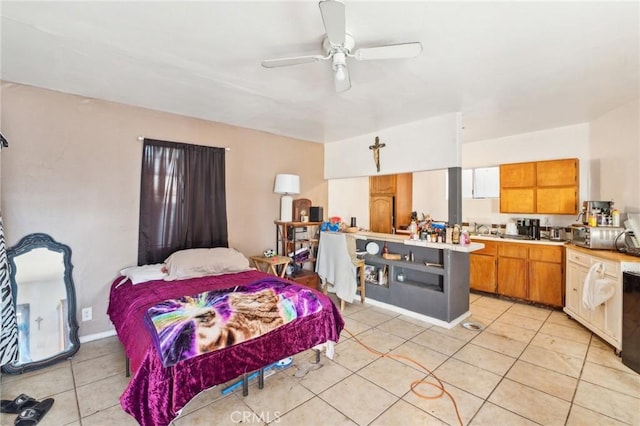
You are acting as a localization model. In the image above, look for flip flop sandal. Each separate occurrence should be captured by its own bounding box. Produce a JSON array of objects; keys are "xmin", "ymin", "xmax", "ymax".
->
[
  {"xmin": 14, "ymin": 398, "xmax": 54, "ymax": 426},
  {"xmin": 0, "ymin": 394, "xmax": 38, "ymax": 414}
]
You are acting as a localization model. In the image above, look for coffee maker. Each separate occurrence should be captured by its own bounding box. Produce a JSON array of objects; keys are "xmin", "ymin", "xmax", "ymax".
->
[{"xmin": 516, "ymin": 218, "xmax": 541, "ymax": 240}]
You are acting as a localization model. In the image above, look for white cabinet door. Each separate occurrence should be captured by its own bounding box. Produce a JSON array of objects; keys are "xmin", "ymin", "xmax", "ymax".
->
[{"xmin": 565, "ymin": 261, "xmax": 584, "ymax": 315}]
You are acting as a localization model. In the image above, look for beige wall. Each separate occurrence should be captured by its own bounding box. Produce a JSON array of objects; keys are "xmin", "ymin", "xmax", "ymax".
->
[
  {"xmin": 589, "ymin": 99, "xmax": 640, "ymax": 213},
  {"xmin": 0, "ymin": 82, "xmax": 327, "ymax": 338}
]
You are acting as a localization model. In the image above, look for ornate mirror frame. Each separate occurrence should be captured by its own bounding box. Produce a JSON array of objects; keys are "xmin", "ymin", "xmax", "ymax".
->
[{"xmin": 2, "ymin": 233, "xmax": 80, "ymax": 374}]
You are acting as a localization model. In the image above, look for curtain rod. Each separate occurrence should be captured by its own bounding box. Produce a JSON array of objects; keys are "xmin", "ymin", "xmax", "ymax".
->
[{"xmin": 137, "ymin": 136, "xmax": 231, "ymax": 151}]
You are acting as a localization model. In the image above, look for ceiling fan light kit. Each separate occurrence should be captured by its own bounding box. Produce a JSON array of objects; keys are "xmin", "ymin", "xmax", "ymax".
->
[{"xmin": 261, "ymin": 0, "xmax": 422, "ymax": 92}]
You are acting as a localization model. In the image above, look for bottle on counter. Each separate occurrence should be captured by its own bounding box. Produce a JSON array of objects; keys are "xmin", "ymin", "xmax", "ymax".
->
[
  {"xmin": 452, "ymin": 225, "xmax": 461, "ymax": 244},
  {"xmin": 588, "ymin": 210, "xmax": 598, "ymax": 227},
  {"xmin": 409, "ymin": 219, "xmax": 418, "ymax": 240},
  {"xmin": 612, "ymin": 209, "xmax": 620, "ymax": 227}
]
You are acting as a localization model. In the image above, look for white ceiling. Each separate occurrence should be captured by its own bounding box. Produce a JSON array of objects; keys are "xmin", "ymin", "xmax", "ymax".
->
[{"xmin": 1, "ymin": 1, "xmax": 638, "ymax": 144}]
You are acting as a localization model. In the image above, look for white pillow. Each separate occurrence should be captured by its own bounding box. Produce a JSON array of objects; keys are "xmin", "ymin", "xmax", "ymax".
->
[
  {"xmin": 116, "ymin": 263, "xmax": 167, "ymax": 287},
  {"xmin": 164, "ymin": 247, "xmax": 251, "ymax": 280}
]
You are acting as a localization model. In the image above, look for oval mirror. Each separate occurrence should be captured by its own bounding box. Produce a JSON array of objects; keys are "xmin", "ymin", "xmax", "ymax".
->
[{"xmin": 1, "ymin": 233, "xmax": 80, "ymax": 374}]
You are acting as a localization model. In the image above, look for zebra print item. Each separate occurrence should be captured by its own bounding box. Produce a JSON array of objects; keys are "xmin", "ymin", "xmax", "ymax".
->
[{"xmin": 0, "ymin": 211, "xmax": 18, "ymax": 366}]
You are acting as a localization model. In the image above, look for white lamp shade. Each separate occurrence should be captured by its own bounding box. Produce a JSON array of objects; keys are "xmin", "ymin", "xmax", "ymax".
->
[{"xmin": 274, "ymin": 174, "xmax": 300, "ymax": 195}]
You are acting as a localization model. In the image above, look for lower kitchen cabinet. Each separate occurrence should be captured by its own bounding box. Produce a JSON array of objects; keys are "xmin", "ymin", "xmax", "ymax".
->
[
  {"xmin": 564, "ymin": 246, "xmax": 633, "ymax": 351},
  {"xmin": 470, "ymin": 241, "xmax": 497, "ymax": 293},
  {"xmin": 471, "ymin": 239, "xmax": 565, "ymax": 307}
]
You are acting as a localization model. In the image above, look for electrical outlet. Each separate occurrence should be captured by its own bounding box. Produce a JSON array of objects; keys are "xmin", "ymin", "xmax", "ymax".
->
[{"xmin": 82, "ymin": 307, "xmax": 92, "ymax": 322}]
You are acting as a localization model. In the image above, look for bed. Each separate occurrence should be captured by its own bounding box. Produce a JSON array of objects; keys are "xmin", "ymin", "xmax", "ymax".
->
[{"xmin": 107, "ymin": 248, "xmax": 344, "ymax": 426}]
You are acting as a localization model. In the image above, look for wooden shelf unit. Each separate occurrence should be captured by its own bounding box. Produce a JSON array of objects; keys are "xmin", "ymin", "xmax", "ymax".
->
[{"xmin": 274, "ymin": 221, "xmax": 322, "ymax": 272}]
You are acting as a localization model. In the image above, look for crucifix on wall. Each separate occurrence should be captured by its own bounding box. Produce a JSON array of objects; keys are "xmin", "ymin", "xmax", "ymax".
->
[{"xmin": 369, "ymin": 136, "xmax": 386, "ymax": 172}]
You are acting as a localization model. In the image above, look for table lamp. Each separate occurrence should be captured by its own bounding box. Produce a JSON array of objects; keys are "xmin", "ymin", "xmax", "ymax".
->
[{"xmin": 274, "ymin": 174, "xmax": 300, "ymax": 222}]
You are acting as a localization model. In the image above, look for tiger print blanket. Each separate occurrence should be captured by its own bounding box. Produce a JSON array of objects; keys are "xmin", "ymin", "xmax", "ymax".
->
[{"xmin": 146, "ymin": 279, "xmax": 322, "ymax": 367}]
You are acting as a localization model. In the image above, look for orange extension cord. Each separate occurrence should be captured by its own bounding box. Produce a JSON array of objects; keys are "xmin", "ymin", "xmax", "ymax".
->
[{"xmin": 342, "ymin": 328, "xmax": 463, "ymax": 426}]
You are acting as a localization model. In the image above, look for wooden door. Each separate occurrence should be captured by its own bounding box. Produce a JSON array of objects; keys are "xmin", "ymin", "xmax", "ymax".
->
[
  {"xmin": 529, "ymin": 261, "xmax": 563, "ymax": 306},
  {"xmin": 536, "ymin": 187, "xmax": 578, "ymax": 214},
  {"xmin": 394, "ymin": 173, "xmax": 413, "ymax": 228},
  {"xmin": 370, "ymin": 175, "xmax": 396, "ymax": 194},
  {"xmin": 370, "ymin": 195, "xmax": 394, "ymax": 233},
  {"xmin": 497, "ymin": 243, "xmax": 528, "ymax": 299},
  {"xmin": 536, "ymin": 158, "xmax": 578, "ymax": 186},
  {"xmin": 500, "ymin": 162, "xmax": 536, "ymax": 188},
  {"xmin": 565, "ymin": 261, "xmax": 584, "ymax": 314},
  {"xmin": 470, "ymin": 254, "xmax": 497, "ymax": 293},
  {"xmin": 500, "ymin": 188, "xmax": 535, "ymax": 213},
  {"xmin": 500, "ymin": 162, "xmax": 536, "ymax": 213}
]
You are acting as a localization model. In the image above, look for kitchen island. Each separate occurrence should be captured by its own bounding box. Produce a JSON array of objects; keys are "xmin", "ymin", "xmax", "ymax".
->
[{"xmin": 353, "ymin": 231, "xmax": 484, "ymax": 328}]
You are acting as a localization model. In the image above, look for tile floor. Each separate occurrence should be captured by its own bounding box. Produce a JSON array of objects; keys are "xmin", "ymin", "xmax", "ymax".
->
[{"xmin": 1, "ymin": 293, "xmax": 639, "ymax": 426}]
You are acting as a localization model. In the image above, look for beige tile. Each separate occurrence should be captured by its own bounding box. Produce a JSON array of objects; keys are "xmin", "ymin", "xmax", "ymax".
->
[
  {"xmin": 319, "ymin": 374, "xmax": 397, "ymax": 425},
  {"xmin": 495, "ymin": 311, "xmax": 544, "ymax": 331},
  {"xmin": 470, "ymin": 402, "xmax": 539, "ymax": 425},
  {"xmin": 173, "ymin": 393, "xmax": 253, "ymax": 426},
  {"xmin": 358, "ymin": 357, "xmax": 428, "ymax": 397},
  {"xmin": 566, "ymin": 404, "xmax": 630, "ymax": 426},
  {"xmin": 432, "ymin": 358, "xmax": 501, "ymax": 399},
  {"xmin": 507, "ymin": 303, "xmax": 552, "ymax": 321},
  {"xmin": 276, "ymin": 396, "xmax": 357, "ymax": 426},
  {"xmin": 573, "ymin": 380, "xmax": 640, "ymax": 425},
  {"xmin": 472, "ymin": 296, "xmax": 514, "ymax": 312},
  {"xmin": 538, "ymin": 321, "xmax": 591, "ymax": 345},
  {"xmin": 371, "ymin": 399, "xmax": 446, "ymax": 425},
  {"xmin": 0, "ymin": 360, "xmax": 70, "ymax": 385},
  {"xmin": 375, "ymin": 317, "xmax": 428, "ymax": 340},
  {"xmin": 347, "ymin": 308, "xmax": 396, "ymax": 327},
  {"xmin": 72, "ymin": 335, "xmax": 123, "ymax": 363},
  {"xmin": 410, "ymin": 329, "xmax": 467, "ymax": 356},
  {"xmin": 0, "ymin": 363, "xmax": 75, "ymax": 400},
  {"xmin": 590, "ymin": 333, "xmax": 615, "ymax": 350},
  {"xmin": 546, "ymin": 310, "xmax": 587, "ymax": 330},
  {"xmin": 354, "ymin": 327, "xmax": 407, "ymax": 354},
  {"xmin": 469, "ymin": 304, "xmax": 504, "ymax": 321},
  {"xmin": 76, "ymin": 373, "xmax": 130, "ymax": 417},
  {"xmin": 334, "ymin": 338, "xmax": 381, "ymax": 372},
  {"xmin": 530, "ymin": 332, "xmax": 589, "ymax": 359},
  {"xmin": 506, "ymin": 360, "xmax": 578, "ymax": 401},
  {"xmin": 397, "ymin": 314, "xmax": 435, "ymax": 329},
  {"xmin": 403, "ymin": 381, "xmax": 483, "ymax": 425},
  {"xmin": 483, "ymin": 321, "xmax": 536, "ymax": 344},
  {"xmin": 519, "ymin": 345, "xmax": 584, "ymax": 378},
  {"xmin": 240, "ymin": 372, "xmax": 314, "ymax": 417},
  {"xmin": 488, "ymin": 378, "xmax": 571, "ymax": 425},
  {"xmin": 453, "ymin": 343, "xmax": 516, "ymax": 376},
  {"xmin": 586, "ymin": 345, "xmax": 637, "ymax": 373},
  {"xmin": 341, "ymin": 316, "xmax": 372, "ymax": 338},
  {"xmin": 429, "ymin": 322, "xmax": 481, "ymax": 342},
  {"xmin": 81, "ymin": 403, "xmax": 140, "ymax": 426},
  {"xmin": 179, "ymin": 385, "xmax": 226, "ymax": 417},
  {"xmin": 471, "ymin": 331, "xmax": 527, "ymax": 358},
  {"xmin": 72, "ymin": 351, "xmax": 126, "ymax": 386},
  {"xmin": 293, "ymin": 357, "xmax": 352, "ymax": 394},
  {"xmin": 581, "ymin": 361, "xmax": 640, "ymax": 398},
  {"xmin": 388, "ymin": 341, "xmax": 449, "ymax": 373},
  {"xmin": 469, "ymin": 293, "xmax": 482, "ymax": 304}
]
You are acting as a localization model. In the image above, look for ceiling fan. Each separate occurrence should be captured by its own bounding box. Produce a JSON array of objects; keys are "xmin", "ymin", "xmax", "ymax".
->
[{"xmin": 261, "ymin": 0, "xmax": 423, "ymax": 92}]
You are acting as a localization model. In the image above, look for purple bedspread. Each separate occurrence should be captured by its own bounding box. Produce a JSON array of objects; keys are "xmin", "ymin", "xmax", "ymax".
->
[{"xmin": 107, "ymin": 270, "xmax": 344, "ymax": 426}]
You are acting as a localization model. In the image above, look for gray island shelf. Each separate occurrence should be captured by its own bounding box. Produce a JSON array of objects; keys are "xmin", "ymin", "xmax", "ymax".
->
[{"xmin": 354, "ymin": 232, "xmax": 484, "ymax": 328}]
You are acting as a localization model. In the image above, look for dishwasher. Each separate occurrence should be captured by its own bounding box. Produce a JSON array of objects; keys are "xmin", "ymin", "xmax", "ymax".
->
[{"xmin": 622, "ymin": 271, "xmax": 640, "ymax": 374}]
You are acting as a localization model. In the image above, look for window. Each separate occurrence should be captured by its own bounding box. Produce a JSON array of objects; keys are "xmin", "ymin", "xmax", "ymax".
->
[{"xmin": 452, "ymin": 166, "xmax": 500, "ymax": 199}]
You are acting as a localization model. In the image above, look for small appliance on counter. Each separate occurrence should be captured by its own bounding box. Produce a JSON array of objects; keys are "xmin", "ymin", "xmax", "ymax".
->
[
  {"xmin": 550, "ymin": 226, "xmax": 564, "ymax": 241},
  {"xmin": 516, "ymin": 218, "xmax": 541, "ymax": 240},
  {"xmin": 577, "ymin": 200, "xmax": 614, "ymax": 225},
  {"xmin": 571, "ymin": 225, "xmax": 626, "ymax": 250}
]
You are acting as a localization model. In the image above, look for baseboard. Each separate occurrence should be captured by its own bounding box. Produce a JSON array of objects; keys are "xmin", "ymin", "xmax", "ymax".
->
[
  {"xmin": 363, "ymin": 298, "xmax": 471, "ymax": 329},
  {"xmin": 79, "ymin": 329, "xmax": 117, "ymax": 343}
]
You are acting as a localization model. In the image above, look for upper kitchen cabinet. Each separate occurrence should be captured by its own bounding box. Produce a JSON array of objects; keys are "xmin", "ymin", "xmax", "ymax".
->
[
  {"xmin": 500, "ymin": 158, "xmax": 578, "ymax": 215},
  {"xmin": 536, "ymin": 158, "xmax": 579, "ymax": 214},
  {"xmin": 500, "ymin": 162, "xmax": 536, "ymax": 213},
  {"xmin": 369, "ymin": 173, "xmax": 413, "ymax": 233}
]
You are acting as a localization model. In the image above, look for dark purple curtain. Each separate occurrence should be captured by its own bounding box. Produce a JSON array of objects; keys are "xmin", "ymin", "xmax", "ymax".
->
[{"xmin": 138, "ymin": 139, "xmax": 228, "ymax": 265}]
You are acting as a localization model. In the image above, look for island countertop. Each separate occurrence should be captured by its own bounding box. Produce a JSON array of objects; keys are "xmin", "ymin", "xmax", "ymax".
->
[{"xmin": 354, "ymin": 231, "xmax": 485, "ymax": 253}]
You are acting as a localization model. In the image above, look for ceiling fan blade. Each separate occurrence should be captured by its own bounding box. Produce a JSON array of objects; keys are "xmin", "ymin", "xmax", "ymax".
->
[
  {"xmin": 334, "ymin": 65, "xmax": 351, "ymax": 92},
  {"xmin": 319, "ymin": 0, "xmax": 345, "ymax": 46},
  {"xmin": 353, "ymin": 42, "xmax": 423, "ymax": 61},
  {"xmin": 261, "ymin": 54, "xmax": 327, "ymax": 68}
]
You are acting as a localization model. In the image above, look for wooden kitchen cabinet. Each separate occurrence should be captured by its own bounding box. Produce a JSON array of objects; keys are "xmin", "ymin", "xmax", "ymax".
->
[
  {"xmin": 470, "ymin": 238, "xmax": 565, "ymax": 307},
  {"xmin": 497, "ymin": 243, "xmax": 528, "ymax": 299},
  {"xmin": 499, "ymin": 158, "xmax": 578, "ymax": 214},
  {"xmin": 564, "ymin": 246, "xmax": 635, "ymax": 351},
  {"xmin": 369, "ymin": 173, "xmax": 412, "ymax": 232},
  {"xmin": 470, "ymin": 241, "xmax": 497, "ymax": 293}
]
